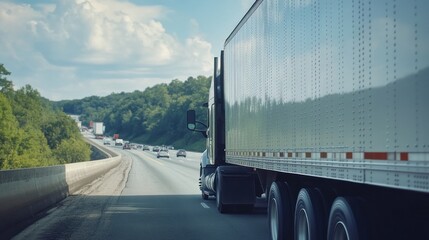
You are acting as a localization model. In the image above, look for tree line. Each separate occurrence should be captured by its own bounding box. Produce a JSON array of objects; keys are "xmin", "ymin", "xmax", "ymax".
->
[
  {"xmin": 54, "ymin": 76, "xmax": 211, "ymax": 152},
  {"xmin": 0, "ymin": 64, "xmax": 91, "ymax": 170}
]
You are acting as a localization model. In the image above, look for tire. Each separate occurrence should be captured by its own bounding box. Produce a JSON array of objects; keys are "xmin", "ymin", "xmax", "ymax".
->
[
  {"xmin": 202, "ymin": 191, "xmax": 209, "ymax": 200},
  {"xmin": 268, "ymin": 181, "xmax": 294, "ymax": 240},
  {"xmin": 294, "ymin": 188, "xmax": 325, "ymax": 240},
  {"xmin": 327, "ymin": 197, "xmax": 362, "ymax": 240}
]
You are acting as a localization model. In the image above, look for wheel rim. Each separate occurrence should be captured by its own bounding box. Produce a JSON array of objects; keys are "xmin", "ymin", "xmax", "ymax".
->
[
  {"xmin": 297, "ymin": 209, "xmax": 310, "ymax": 240},
  {"xmin": 270, "ymin": 198, "xmax": 279, "ymax": 240},
  {"xmin": 333, "ymin": 221, "xmax": 350, "ymax": 240}
]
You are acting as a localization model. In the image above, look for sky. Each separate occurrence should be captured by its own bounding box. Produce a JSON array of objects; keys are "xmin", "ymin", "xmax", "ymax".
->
[{"xmin": 0, "ymin": 0, "xmax": 255, "ymax": 100}]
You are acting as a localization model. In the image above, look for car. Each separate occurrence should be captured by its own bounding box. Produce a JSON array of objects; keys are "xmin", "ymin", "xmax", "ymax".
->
[
  {"xmin": 152, "ymin": 146, "xmax": 160, "ymax": 152},
  {"xmin": 142, "ymin": 145, "xmax": 150, "ymax": 151},
  {"xmin": 157, "ymin": 149, "xmax": 169, "ymax": 158},
  {"xmin": 103, "ymin": 137, "xmax": 111, "ymax": 145},
  {"xmin": 176, "ymin": 149, "xmax": 186, "ymax": 158},
  {"xmin": 115, "ymin": 139, "xmax": 124, "ymax": 146},
  {"xmin": 123, "ymin": 143, "xmax": 131, "ymax": 150}
]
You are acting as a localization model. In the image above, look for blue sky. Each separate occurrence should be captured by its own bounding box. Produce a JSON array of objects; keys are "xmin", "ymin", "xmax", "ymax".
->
[{"xmin": 0, "ymin": 0, "xmax": 254, "ymax": 100}]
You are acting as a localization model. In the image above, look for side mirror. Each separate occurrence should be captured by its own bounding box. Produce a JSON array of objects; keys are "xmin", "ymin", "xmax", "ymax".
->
[
  {"xmin": 186, "ymin": 108, "xmax": 208, "ymax": 138},
  {"xmin": 187, "ymin": 110, "xmax": 196, "ymax": 130}
]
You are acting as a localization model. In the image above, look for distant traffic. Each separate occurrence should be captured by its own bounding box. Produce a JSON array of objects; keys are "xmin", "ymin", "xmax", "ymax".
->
[{"xmin": 92, "ymin": 131, "xmax": 188, "ymax": 160}]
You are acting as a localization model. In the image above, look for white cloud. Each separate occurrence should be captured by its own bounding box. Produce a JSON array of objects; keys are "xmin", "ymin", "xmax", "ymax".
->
[
  {"xmin": 241, "ymin": 0, "xmax": 255, "ymax": 11},
  {"xmin": 28, "ymin": 0, "xmax": 175, "ymax": 66},
  {"xmin": 185, "ymin": 36, "xmax": 212, "ymax": 72},
  {"xmin": 0, "ymin": 0, "xmax": 213, "ymax": 100}
]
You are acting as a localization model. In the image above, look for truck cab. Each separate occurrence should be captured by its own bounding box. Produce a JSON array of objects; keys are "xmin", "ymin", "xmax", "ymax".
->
[{"xmin": 187, "ymin": 53, "xmax": 259, "ymax": 212}]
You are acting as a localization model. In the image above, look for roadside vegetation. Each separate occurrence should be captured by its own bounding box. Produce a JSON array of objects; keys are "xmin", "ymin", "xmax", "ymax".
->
[
  {"xmin": 0, "ymin": 64, "xmax": 90, "ymax": 170},
  {"xmin": 0, "ymin": 62, "xmax": 209, "ymax": 170},
  {"xmin": 54, "ymin": 76, "xmax": 210, "ymax": 152}
]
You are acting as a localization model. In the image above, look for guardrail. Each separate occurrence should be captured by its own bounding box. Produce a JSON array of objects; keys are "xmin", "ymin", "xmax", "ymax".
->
[{"xmin": 0, "ymin": 140, "xmax": 121, "ymax": 235}]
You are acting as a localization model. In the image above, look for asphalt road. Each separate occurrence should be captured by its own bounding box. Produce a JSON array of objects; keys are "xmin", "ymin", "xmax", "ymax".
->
[{"xmin": 13, "ymin": 141, "xmax": 269, "ymax": 240}]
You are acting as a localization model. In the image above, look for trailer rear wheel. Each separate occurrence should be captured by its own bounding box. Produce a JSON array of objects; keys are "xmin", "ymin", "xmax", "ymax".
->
[
  {"xmin": 327, "ymin": 197, "xmax": 361, "ymax": 240},
  {"xmin": 268, "ymin": 181, "xmax": 294, "ymax": 240},
  {"xmin": 294, "ymin": 188, "xmax": 325, "ymax": 240}
]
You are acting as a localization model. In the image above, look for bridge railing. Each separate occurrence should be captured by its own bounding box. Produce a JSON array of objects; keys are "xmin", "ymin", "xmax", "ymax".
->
[{"xmin": 0, "ymin": 140, "xmax": 121, "ymax": 235}]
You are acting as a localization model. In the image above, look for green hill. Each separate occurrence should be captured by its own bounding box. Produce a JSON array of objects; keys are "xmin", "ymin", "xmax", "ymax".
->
[{"xmin": 54, "ymin": 76, "xmax": 211, "ymax": 152}]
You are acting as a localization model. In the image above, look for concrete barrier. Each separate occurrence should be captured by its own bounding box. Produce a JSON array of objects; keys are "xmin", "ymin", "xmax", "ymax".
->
[
  {"xmin": 65, "ymin": 156, "xmax": 120, "ymax": 194},
  {"xmin": 0, "ymin": 141, "xmax": 121, "ymax": 235}
]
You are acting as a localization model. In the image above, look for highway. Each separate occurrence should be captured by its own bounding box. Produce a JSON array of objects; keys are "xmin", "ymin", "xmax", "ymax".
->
[{"xmin": 13, "ymin": 141, "xmax": 269, "ymax": 240}]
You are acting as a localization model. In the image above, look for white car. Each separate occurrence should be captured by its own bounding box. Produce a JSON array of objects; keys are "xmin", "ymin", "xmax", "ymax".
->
[
  {"xmin": 157, "ymin": 149, "xmax": 170, "ymax": 158},
  {"xmin": 103, "ymin": 137, "xmax": 111, "ymax": 145},
  {"xmin": 115, "ymin": 139, "xmax": 124, "ymax": 146}
]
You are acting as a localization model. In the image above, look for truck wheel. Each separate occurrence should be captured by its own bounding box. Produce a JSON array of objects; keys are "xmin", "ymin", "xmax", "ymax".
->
[
  {"xmin": 327, "ymin": 197, "xmax": 362, "ymax": 240},
  {"xmin": 294, "ymin": 188, "xmax": 325, "ymax": 240},
  {"xmin": 268, "ymin": 181, "xmax": 294, "ymax": 240},
  {"xmin": 202, "ymin": 191, "xmax": 209, "ymax": 200}
]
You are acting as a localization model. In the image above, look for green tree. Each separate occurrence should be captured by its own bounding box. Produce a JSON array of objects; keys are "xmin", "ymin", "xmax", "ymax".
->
[
  {"xmin": 0, "ymin": 94, "xmax": 20, "ymax": 169},
  {"xmin": 42, "ymin": 114, "xmax": 80, "ymax": 149},
  {"xmin": 0, "ymin": 64, "xmax": 91, "ymax": 169},
  {"xmin": 12, "ymin": 85, "xmax": 46, "ymax": 127},
  {"xmin": 13, "ymin": 126, "xmax": 55, "ymax": 169},
  {"xmin": 0, "ymin": 64, "xmax": 13, "ymax": 95},
  {"xmin": 54, "ymin": 138, "xmax": 91, "ymax": 164}
]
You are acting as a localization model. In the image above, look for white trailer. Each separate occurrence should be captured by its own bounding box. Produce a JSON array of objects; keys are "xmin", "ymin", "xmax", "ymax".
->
[
  {"xmin": 93, "ymin": 122, "xmax": 104, "ymax": 138},
  {"xmin": 187, "ymin": 0, "xmax": 429, "ymax": 239}
]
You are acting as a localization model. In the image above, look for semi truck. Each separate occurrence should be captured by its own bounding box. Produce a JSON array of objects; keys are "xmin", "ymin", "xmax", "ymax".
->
[
  {"xmin": 93, "ymin": 122, "xmax": 104, "ymax": 139},
  {"xmin": 187, "ymin": 0, "xmax": 429, "ymax": 239}
]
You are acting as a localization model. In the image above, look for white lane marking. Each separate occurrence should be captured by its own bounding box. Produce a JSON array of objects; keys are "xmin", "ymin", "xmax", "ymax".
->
[{"xmin": 201, "ymin": 202, "xmax": 210, "ymax": 209}]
